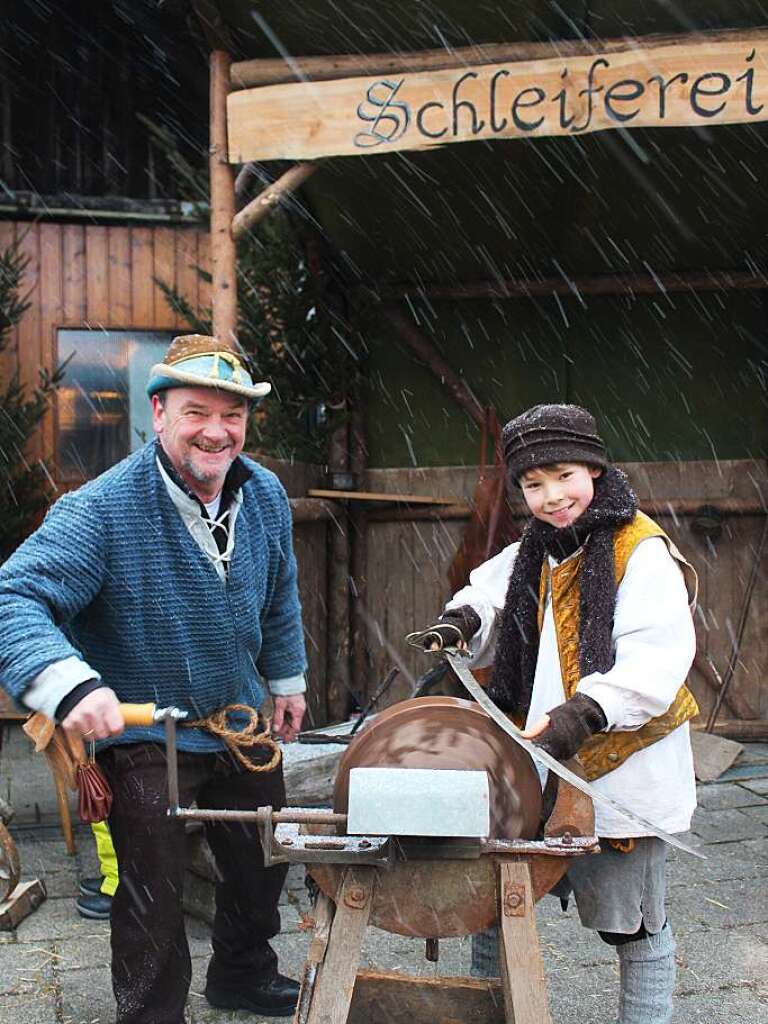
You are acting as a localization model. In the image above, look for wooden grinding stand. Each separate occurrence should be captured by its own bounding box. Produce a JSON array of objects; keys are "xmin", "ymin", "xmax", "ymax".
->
[{"xmin": 285, "ymin": 697, "xmax": 597, "ymax": 1024}]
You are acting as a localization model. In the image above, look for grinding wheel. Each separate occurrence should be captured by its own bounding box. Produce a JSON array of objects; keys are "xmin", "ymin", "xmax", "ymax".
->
[
  {"xmin": 310, "ymin": 696, "xmax": 559, "ymax": 938},
  {"xmin": 334, "ymin": 696, "xmax": 542, "ymax": 840}
]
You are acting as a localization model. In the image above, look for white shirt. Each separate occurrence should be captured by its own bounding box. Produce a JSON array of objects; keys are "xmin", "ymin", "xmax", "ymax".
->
[{"xmin": 447, "ymin": 536, "xmax": 697, "ymax": 837}]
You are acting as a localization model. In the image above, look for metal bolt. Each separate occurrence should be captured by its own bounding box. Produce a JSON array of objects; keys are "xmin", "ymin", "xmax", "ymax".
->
[
  {"xmin": 344, "ymin": 885, "xmax": 367, "ymax": 909},
  {"xmin": 358, "ymin": 839, "xmax": 372, "ymax": 849},
  {"xmin": 506, "ymin": 892, "xmax": 522, "ymax": 909},
  {"xmin": 561, "ymin": 831, "xmax": 573, "ymax": 846}
]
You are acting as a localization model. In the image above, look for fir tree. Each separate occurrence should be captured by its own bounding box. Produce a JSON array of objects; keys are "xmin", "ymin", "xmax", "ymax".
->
[
  {"xmin": 0, "ymin": 239, "xmax": 63, "ymax": 561},
  {"xmin": 145, "ymin": 117, "xmax": 362, "ymax": 463}
]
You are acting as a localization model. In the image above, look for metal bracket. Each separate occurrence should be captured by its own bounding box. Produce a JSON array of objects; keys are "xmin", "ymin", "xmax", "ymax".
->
[
  {"xmin": 260, "ymin": 810, "xmax": 394, "ymax": 868},
  {"xmin": 482, "ymin": 835, "xmax": 600, "ymax": 857},
  {"xmin": 503, "ymin": 881, "xmax": 526, "ymax": 917}
]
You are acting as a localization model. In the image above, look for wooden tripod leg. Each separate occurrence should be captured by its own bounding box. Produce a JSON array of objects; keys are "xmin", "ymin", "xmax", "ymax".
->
[
  {"xmin": 498, "ymin": 860, "xmax": 552, "ymax": 1024},
  {"xmin": 304, "ymin": 868, "xmax": 374, "ymax": 1024},
  {"xmin": 295, "ymin": 892, "xmax": 334, "ymax": 1024}
]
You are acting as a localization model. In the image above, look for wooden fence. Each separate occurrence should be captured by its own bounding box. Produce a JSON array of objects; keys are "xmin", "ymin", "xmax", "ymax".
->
[{"xmin": 281, "ymin": 458, "xmax": 768, "ymax": 734}]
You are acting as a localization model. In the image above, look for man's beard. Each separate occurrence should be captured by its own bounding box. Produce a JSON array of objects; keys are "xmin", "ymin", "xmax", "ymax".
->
[{"xmin": 182, "ymin": 448, "xmax": 234, "ymax": 484}]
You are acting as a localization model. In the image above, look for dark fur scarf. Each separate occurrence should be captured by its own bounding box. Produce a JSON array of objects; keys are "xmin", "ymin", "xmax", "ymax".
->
[{"xmin": 489, "ymin": 465, "xmax": 637, "ymax": 717}]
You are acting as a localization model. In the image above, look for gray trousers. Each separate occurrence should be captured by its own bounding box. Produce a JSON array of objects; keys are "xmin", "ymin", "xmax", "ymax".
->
[{"xmin": 471, "ymin": 839, "xmax": 676, "ymax": 1024}]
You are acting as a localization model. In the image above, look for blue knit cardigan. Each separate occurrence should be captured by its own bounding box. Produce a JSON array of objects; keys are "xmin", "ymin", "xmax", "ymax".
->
[{"xmin": 0, "ymin": 443, "xmax": 307, "ymax": 752}]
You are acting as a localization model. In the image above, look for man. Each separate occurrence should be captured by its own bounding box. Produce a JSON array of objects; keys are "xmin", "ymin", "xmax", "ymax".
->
[{"xmin": 0, "ymin": 334, "xmax": 308, "ymax": 1023}]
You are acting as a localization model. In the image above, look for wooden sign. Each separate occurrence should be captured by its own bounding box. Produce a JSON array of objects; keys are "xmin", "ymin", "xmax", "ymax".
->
[{"xmin": 227, "ymin": 31, "xmax": 768, "ymax": 162}]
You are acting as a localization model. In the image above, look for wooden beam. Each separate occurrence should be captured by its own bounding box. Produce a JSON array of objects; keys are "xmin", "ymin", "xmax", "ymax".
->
[
  {"xmin": 209, "ymin": 50, "xmax": 238, "ymax": 344},
  {"xmin": 384, "ymin": 306, "xmax": 485, "ymax": 430},
  {"xmin": 367, "ymin": 496, "xmax": 768, "ymax": 524},
  {"xmin": 232, "ymin": 162, "xmax": 318, "ymax": 239},
  {"xmin": 307, "ymin": 489, "xmax": 459, "ymax": 505},
  {"xmin": 290, "ymin": 497, "xmax": 336, "ymax": 523},
  {"xmin": 227, "ymin": 31, "xmax": 768, "ymax": 162},
  {"xmin": 348, "ymin": 969, "xmax": 505, "ymax": 1024},
  {"xmin": 696, "ymin": 720, "xmax": 768, "ymax": 742},
  {"xmin": 381, "ymin": 269, "xmax": 768, "ymax": 303},
  {"xmin": 229, "ymin": 28, "xmax": 768, "ymax": 89}
]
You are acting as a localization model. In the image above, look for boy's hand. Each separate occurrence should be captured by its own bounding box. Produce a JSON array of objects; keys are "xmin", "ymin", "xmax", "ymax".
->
[
  {"xmin": 417, "ymin": 605, "xmax": 481, "ymax": 651},
  {"xmin": 521, "ymin": 693, "xmax": 607, "ymax": 762}
]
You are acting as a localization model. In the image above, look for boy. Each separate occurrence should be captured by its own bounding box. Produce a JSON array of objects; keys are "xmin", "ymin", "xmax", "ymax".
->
[{"xmin": 418, "ymin": 403, "xmax": 698, "ymax": 1024}]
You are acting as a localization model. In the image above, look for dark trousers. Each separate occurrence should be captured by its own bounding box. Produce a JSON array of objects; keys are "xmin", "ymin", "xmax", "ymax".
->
[{"xmin": 99, "ymin": 742, "xmax": 288, "ymax": 1024}]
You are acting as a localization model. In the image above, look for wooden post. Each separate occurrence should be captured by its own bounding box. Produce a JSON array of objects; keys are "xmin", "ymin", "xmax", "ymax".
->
[
  {"xmin": 209, "ymin": 50, "xmax": 237, "ymax": 345},
  {"xmin": 498, "ymin": 860, "xmax": 552, "ymax": 1024},
  {"xmin": 326, "ymin": 416, "xmax": 352, "ymax": 722},
  {"xmin": 349, "ymin": 407, "xmax": 369, "ymax": 701},
  {"xmin": 305, "ymin": 868, "xmax": 374, "ymax": 1024}
]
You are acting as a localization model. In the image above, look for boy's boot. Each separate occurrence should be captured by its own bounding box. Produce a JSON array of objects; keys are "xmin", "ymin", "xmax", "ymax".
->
[
  {"xmin": 617, "ymin": 922, "xmax": 676, "ymax": 1024},
  {"xmin": 470, "ymin": 925, "xmax": 500, "ymax": 977}
]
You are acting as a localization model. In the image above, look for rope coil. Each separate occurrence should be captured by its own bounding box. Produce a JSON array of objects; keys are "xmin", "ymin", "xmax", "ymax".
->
[{"xmin": 184, "ymin": 703, "xmax": 281, "ymax": 773}]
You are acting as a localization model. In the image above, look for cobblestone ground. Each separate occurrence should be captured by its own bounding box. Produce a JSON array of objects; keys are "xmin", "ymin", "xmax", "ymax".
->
[{"xmin": 2, "ymin": 744, "xmax": 768, "ymax": 1024}]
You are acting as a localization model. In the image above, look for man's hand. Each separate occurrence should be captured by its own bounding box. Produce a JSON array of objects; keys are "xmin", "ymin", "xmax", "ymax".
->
[
  {"xmin": 271, "ymin": 694, "xmax": 306, "ymax": 742},
  {"xmin": 61, "ymin": 687, "xmax": 125, "ymax": 741}
]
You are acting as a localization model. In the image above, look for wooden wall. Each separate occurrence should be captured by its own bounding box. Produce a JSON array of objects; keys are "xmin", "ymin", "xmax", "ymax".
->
[
  {"xmin": 361, "ymin": 461, "xmax": 768, "ymax": 725},
  {"xmin": 0, "ymin": 220, "xmax": 210, "ymax": 470}
]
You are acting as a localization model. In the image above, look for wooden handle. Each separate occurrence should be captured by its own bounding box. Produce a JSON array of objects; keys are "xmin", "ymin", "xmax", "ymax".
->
[{"xmin": 119, "ymin": 703, "xmax": 156, "ymax": 727}]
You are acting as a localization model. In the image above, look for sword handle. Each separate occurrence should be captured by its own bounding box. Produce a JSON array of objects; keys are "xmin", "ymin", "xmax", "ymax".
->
[{"xmin": 119, "ymin": 702, "xmax": 156, "ymax": 727}]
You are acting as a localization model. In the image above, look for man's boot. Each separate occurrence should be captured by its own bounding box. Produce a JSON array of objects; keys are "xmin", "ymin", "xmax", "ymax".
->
[{"xmin": 617, "ymin": 921, "xmax": 676, "ymax": 1024}]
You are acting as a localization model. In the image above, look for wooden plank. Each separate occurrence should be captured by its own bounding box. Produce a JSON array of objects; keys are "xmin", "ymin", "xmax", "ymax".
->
[
  {"xmin": 62, "ymin": 224, "xmax": 86, "ymax": 325},
  {"xmin": 130, "ymin": 227, "xmax": 154, "ymax": 326},
  {"xmin": 174, "ymin": 230, "xmax": 199, "ymax": 329},
  {"xmin": 85, "ymin": 225, "xmax": 109, "ymax": 325},
  {"xmin": 153, "ymin": 226, "xmax": 176, "ymax": 328},
  {"xmin": 498, "ymin": 860, "xmax": 551, "ymax": 1024},
  {"xmin": 348, "ymin": 969, "xmax": 505, "ymax": 1024},
  {"xmin": 0, "ymin": 223, "xmax": 17, "ymax": 382},
  {"xmin": 107, "ymin": 227, "xmax": 131, "ymax": 326},
  {"xmin": 293, "ymin": 522, "xmax": 329, "ymax": 727},
  {"xmin": 196, "ymin": 230, "xmax": 212, "ymax": 315},
  {"xmin": 690, "ymin": 731, "xmax": 744, "ymax": 783},
  {"xmin": 0, "ymin": 878, "xmax": 47, "ymax": 931},
  {"xmin": 16, "ymin": 226, "xmax": 42, "ymax": 461},
  {"xmin": 228, "ymin": 31, "xmax": 768, "ymax": 162},
  {"xmin": 308, "ymin": 488, "xmax": 459, "ymax": 505},
  {"xmin": 306, "ymin": 868, "xmax": 373, "ymax": 1024},
  {"xmin": 0, "ymin": 689, "xmax": 25, "ymax": 720},
  {"xmin": 38, "ymin": 223, "xmax": 63, "ymax": 462}
]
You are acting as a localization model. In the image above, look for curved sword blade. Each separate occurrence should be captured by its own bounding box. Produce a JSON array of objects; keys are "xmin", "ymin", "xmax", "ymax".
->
[{"xmin": 444, "ymin": 651, "xmax": 705, "ymax": 860}]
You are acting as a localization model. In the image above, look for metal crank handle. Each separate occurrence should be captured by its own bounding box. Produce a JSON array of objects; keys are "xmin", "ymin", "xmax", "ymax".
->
[{"xmin": 119, "ymin": 703, "xmax": 189, "ymax": 727}]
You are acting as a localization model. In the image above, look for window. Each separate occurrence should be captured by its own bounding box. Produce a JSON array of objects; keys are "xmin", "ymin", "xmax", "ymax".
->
[{"xmin": 57, "ymin": 330, "xmax": 173, "ymax": 481}]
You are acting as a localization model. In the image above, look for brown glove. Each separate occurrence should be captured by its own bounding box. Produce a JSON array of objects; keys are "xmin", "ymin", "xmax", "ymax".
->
[
  {"xmin": 417, "ymin": 605, "xmax": 481, "ymax": 650},
  {"xmin": 534, "ymin": 693, "xmax": 607, "ymax": 762}
]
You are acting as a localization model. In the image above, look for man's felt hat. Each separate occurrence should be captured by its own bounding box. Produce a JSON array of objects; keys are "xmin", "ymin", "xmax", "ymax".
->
[
  {"xmin": 502, "ymin": 403, "xmax": 607, "ymax": 485},
  {"xmin": 146, "ymin": 334, "xmax": 271, "ymax": 401}
]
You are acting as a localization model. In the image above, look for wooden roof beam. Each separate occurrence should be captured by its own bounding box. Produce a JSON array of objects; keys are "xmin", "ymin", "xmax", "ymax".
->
[
  {"xmin": 379, "ymin": 269, "xmax": 768, "ymax": 303},
  {"xmin": 232, "ymin": 161, "xmax": 318, "ymax": 239},
  {"xmin": 229, "ymin": 27, "xmax": 768, "ymax": 89}
]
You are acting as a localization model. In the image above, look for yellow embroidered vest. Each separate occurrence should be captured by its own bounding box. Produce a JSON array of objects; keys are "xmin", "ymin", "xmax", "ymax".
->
[{"xmin": 538, "ymin": 511, "xmax": 699, "ymax": 781}]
